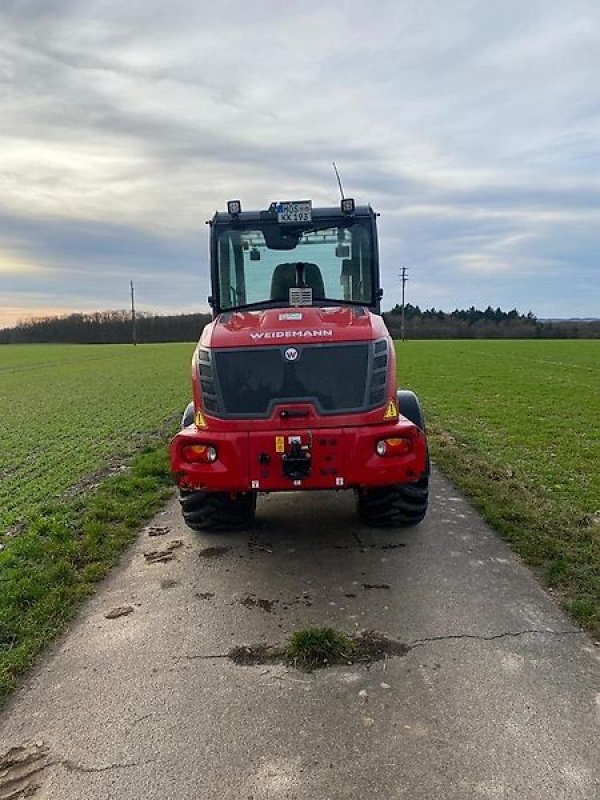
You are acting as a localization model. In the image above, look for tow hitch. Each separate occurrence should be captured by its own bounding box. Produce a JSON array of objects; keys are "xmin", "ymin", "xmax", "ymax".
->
[{"xmin": 281, "ymin": 436, "xmax": 312, "ymax": 480}]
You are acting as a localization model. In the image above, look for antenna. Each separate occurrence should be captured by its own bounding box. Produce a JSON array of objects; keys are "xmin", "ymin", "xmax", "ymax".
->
[{"xmin": 332, "ymin": 161, "xmax": 345, "ymax": 200}]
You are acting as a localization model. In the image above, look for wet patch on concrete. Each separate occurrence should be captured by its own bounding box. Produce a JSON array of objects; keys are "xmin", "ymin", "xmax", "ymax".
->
[
  {"xmin": 281, "ymin": 593, "xmax": 313, "ymax": 610},
  {"xmin": 356, "ymin": 630, "xmax": 411, "ymax": 661},
  {"xmin": 240, "ymin": 595, "xmax": 276, "ymax": 613},
  {"xmin": 229, "ymin": 643, "xmax": 275, "ymax": 667},
  {"xmin": 235, "ymin": 593, "xmax": 315, "ymax": 613},
  {"xmin": 198, "ymin": 546, "xmax": 230, "ymax": 558},
  {"xmin": 248, "ymin": 541, "xmax": 273, "ymax": 554},
  {"xmin": 104, "ymin": 605, "xmax": 134, "ymax": 619},
  {"xmin": 334, "ymin": 541, "xmax": 406, "ymax": 552},
  {"xmin": 362, "ymin": 583, "xmax": 391, "ymax": 590}
]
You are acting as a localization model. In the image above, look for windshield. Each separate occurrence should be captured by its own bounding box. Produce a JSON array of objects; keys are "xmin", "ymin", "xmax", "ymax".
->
[{"xmin": 215, "ymin": 220, "xmax": 375, "ymax": 311}]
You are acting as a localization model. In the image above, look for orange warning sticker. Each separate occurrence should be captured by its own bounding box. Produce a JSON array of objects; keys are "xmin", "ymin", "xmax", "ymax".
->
[
  {"xmin": 194, "ymin": 411, "xmax": 207, "ymax": 428},
  {"xmin": 383, "ymin": 398, "xmax": 398, "ymax": 420},
  {"xmin": 275, "ymin": 436, "xmax": 285, "ymax": 453}
]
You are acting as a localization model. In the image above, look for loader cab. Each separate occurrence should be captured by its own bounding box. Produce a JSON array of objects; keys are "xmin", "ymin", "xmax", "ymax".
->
[{"xmin": 208, "ymin": 200, "xmax": 382, "ymax": 316}]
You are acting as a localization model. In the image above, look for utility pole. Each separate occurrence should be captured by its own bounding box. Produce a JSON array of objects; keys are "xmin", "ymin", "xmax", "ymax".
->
[
  {"xmin": 130, "ymin": 280, "xmax": 137, "ymax": 346},
  {"xmin": 400, "ymin": 266, "xmax": 408, "ymax": 342}
]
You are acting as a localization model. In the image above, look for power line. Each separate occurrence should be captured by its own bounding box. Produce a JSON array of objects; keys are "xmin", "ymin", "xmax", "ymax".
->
[{"xmin": 130, "ymin": 280, "xmax": 137, "ymax": 346}]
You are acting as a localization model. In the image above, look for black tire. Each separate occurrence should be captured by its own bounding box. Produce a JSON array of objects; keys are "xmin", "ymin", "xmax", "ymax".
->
[
  {"xmin": 357, "ymin": 476, "xmax": 429, "ymax": 527},
  {"xmin": 179, "ymin": 489, "xmax": 257, "ymax": 532},
  {"xmin": 182, "ymin": 402, "xmax": 194, "ymax": 429},
  {"xmin": 358, "ymin": 389, "xmax": 429, "ymax": 527}
]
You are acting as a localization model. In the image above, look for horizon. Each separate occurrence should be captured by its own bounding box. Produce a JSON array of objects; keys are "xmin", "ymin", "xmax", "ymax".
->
[{"xmin": 2, "ymin": 304, "xmax": 598, "ymax": 334}]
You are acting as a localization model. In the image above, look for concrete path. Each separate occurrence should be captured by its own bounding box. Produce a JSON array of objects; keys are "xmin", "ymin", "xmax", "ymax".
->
[{"xmin": 1, "ymin": 469, "xmax": 599, "ymax": 799}]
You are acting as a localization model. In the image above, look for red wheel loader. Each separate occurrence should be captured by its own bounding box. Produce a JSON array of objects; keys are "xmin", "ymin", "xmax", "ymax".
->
[{"xmin": 170, "ymin": 199, "xmax": 429, "ymax": 530}]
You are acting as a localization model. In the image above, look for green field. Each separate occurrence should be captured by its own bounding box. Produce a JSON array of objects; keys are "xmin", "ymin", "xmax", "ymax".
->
[
  {"xmin": 0, "ymin": 343, "xmax": 194, "ymax": 535},
  {"xmin": 397, "ymin": 339, "xmax": 600, "ymax": 632}
]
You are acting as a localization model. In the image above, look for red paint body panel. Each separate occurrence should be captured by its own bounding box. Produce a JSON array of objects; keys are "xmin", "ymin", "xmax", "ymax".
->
[
  {"xmin": 206, "ymin": 307, "xmax": 388, "ymax": 349},
  {"xmin": 170, "ymin": 418, "xmax": 427, "ymax": 493},
  {"xmin": 191, "ymin": 309, "xmax": 397, "ymax": 430},
  {"xmin": 171, "ymin": 305, "xmax": 427, "ymax": 495}
]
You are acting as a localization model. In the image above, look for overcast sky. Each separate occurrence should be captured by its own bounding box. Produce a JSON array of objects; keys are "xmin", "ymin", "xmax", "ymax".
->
[{"xmin": 1, "ymin": 0, "xmax": 599, "ymax": 327}]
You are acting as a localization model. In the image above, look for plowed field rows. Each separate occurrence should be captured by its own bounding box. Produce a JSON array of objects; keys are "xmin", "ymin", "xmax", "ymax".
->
[
  {"xmin": 0, "ymin": 343, "xmax": 193, "ymax": 535},
  {"xmin": 397, "ymin": 339, "xmax": 599, "ymax": 518}
]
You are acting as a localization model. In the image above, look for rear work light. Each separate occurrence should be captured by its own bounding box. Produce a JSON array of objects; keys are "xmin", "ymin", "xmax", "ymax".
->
[
  {"xmin": 227, "ymin": 200, "xmax": 241, "ymax": 215},
  {"xmin": 376, "ymin": 437, "xmax": 413, "ymax": 457},
  {"xmin": 182, "ymin": 444, "xmax": 218, "ymax": 464},
  {"xmin": 341, "ymin": 197, "xmax": 355, "ymax": 214}
]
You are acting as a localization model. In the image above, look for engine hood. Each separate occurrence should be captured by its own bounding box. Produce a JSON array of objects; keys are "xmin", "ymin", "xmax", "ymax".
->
[{"xmin": 203, "ymin": 306, "xmax": 388, "ymax": 349}]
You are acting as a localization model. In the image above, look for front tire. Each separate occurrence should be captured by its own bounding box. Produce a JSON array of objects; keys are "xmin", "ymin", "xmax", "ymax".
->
[{"xmin": 179, "ymin": 489, "xmax": 257, "ymax": 532}]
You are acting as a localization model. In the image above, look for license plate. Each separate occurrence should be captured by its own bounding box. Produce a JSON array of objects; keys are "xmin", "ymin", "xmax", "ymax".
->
[{"xmin": 276, "ymin": 201, "xmax": 312, "ymax": 223}]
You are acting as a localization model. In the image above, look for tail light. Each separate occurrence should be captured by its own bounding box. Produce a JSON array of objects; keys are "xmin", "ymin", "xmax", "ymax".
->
[
  {"xmin": 376, "ymin": 437, "xmax": 412, "ymax": 457},
  {"xmin": 182, "ymin": 444, "xmax": 218, "ymax": 464}
]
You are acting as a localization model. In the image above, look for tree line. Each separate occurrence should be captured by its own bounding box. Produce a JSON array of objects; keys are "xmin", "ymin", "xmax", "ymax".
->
[
  {"xmin": 383, "ymin": 304, "xmax": 600, "ymax": 339},
  {"xmin": 0, "ymin": 310, "xmax": 212, "ymax": 344},
  {"xmin": 0, "ymin": 306, "xmax": 597, "ymax": 344}
]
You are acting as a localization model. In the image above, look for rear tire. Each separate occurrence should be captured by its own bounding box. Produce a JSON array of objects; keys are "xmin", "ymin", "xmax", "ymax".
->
[
  {"xmin": 358, "ymin": 388, "xmax": 429, "ymax": 527},
  {"xmin": 179, "ymin": 489, "xmax": 256, "ymax": 532},
  {"xmin": 357, "ymin": 476, "xmax": 429, "ymax": 527}
]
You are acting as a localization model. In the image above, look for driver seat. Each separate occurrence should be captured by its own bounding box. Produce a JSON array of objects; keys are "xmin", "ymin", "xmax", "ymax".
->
[{"xmin": 270, "ymin": 262, "xmax": 325, "ymax": 301}]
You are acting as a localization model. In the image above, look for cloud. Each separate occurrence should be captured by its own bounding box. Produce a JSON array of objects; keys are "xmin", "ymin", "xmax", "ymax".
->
[
  {"xmin": 1, "ymin": 0, "xmax": 599, "ymax": 323},
  {"xmin": 0, "ymin": 248, "xmax": 47, "ymax": 275}
]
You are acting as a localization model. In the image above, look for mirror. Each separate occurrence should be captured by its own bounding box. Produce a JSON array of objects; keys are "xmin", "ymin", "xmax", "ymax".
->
[{"xmin": 262, "ymin": 225, "xmax": 301, "ymax": 250}]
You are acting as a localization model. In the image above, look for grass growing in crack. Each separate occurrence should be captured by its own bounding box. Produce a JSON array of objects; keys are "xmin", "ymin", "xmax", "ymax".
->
[
  {"xmin": 284, "ymin": 627, "xmax": 357, "ymax": 670},
  {"xmin": 0, "ymin": 443, "xmax": 174, "ymax": 705},
  {"xmin": 396, "ymin": 339, "xmax": 600, "ymax": 637},
  {"xmin": 229, "ymin": 629, "xmax": 409, "ymax": 671}
]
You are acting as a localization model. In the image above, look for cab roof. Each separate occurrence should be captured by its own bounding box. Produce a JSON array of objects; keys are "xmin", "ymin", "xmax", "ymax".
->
[{"xmin": 210, "ymin": 204, "xmax": 376, "ymax": 225}]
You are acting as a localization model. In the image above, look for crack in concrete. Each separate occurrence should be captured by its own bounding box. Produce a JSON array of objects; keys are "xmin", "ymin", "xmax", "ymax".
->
[
  {"xmin": 131, "ymin": 713, "xmax": 153, "ymax": 726},
  {"xmin": 409, "ymin": 629, "xmax": 581, "ymax": 647},
  {"xmin": 57, "ymin": 757, "xmax": 153, "ymax": 774},
  {"xmin": 187, "ymin": 653, "xmax": 229, "ymax": 660},
  {"xmin": 174, "ymin": 630, "xmax": 583, "ymax": 666},
  {"xmin": 351, "ymin": 530, "xmax": 367, "ymax": 550},
  {"xmin": 175, "ymin": 653, "xmax": 229, "ymax": 662}
]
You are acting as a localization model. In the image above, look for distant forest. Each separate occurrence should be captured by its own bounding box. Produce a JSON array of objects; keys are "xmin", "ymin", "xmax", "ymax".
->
[
  {"xmin": 0, "ymin": 306, "xmax": 598, "ymax": 344},
  {"xmin": 0, "ymin": 310, "xmax": 212, "ymax": 345},
  {"xmin": 383, "ymin": 304, "xmax": 600, "ymax": 339}
]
